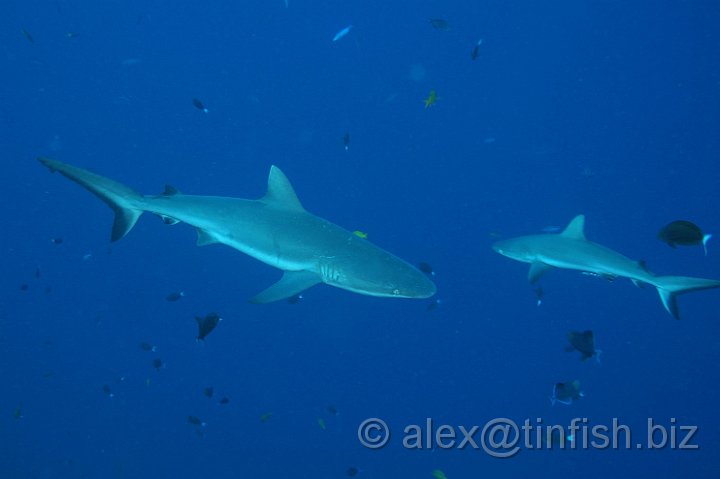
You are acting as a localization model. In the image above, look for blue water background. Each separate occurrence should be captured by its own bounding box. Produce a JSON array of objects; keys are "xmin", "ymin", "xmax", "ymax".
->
[{"xmin": 2, "ymin": 0, "xmax": 719, "ymax": 477}]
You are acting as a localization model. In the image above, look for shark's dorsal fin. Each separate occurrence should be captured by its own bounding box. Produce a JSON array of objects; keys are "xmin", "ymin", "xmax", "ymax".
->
[
  {"xmin": 262, "ymin": 166, "xmax": 304, "ymax": 211},
  {"xmin": 561, "ymin": 215, "xmax": 586, "ymax": 240}
]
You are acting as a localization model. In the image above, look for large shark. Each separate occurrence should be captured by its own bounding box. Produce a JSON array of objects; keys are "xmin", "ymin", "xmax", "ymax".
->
[
  {"xmin": 38, "ymin": 157, "xmax": 436, "ymax": 303},
  {"xmin": 492, "ymin": 215, "xmax": 720, "ymax": 319}
]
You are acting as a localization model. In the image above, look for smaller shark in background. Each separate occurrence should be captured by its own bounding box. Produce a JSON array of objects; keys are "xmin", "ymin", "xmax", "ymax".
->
[{"xmin": 492, "ymin": 215, "xmax": 720, "ymax": 319}]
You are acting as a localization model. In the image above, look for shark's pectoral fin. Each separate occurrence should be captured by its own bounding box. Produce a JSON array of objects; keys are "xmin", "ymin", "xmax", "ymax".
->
[
  {"xmin": 528, "ymin": 262, "xmax": 553, "ymax": 283},
  {"xmin": 249, "ymin": 271, "xmax": 322, "ymax": 304},
  {"xmin": 111, "ymin": 207, "xmax": 142, "ymax": 242},
  {"xmin": 196, "ymin": 229, "xmax": 220, "ymax": 246}
]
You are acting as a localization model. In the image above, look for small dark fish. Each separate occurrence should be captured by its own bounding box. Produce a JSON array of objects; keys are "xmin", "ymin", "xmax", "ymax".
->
[
  {"xmin": 429, "ymin": 18, "xmax": 450, "ymax": 30},
  {"xmin": 326, "ymin": 405, "xmax": 338, "ymax": 416},
  {"xmin": 418, "ymin": 262, "xmax": 435, "ymax": 276},
  {"xmin": 35, "ymin": 267, "xmax": 41, "ymax": 279},
  {"xmin": 22, "ymin": 28, "xmax": 34, "ymax": 44},
  {"xmin": 343, "ymin": 132, "xmax": 350, "ymax": 151},
  {"xmin": 286, "ymin": 294, "xmax": 303, "ymax": 304},
  {"xmin": 471, "ymin": 39, "xmax": 483, "ymax": 60},
  {"xmin": 14, "ymin": 404, "xmax": 23, "ymax": 419},
  {"xmin": 426, "ymin": 298, "xmax": 442, "ymax": 311},
  {"xmin": 152, "ymin": 358, "xmax": 163, "ymax": 370},
  {"xmin": 45, "ymin": 286, "xmax": 52, "ymax": 294},
  {"xmin": 187, "ymin": 415, "xmax": 206, "ymax": 426},
  {"xmin": 565, "ymin": 330, "xmax": 600, "ymax": 362},
  {"xmin": 102, "ymin": 384, "xmax": 114, "ymax": 397},
  {"xmin": 165, "ymin": 291, "xmax": 185, "ymax": 302},
  {"xmin": 195, "ymin": 312, "xmax": 222, "ymax": 341},
  {"xmin": 139, "ymin": 341, "xmax": 157, "ymax": 353},
  {"xmin": 50, "ymin": 237, "xmax": 63, "ymax": 245},
  {"xmin": 192, "ymin": 98, "xmax": 209, "ymax": 113},
  {"xmin": 346, "ymin": 467, "xmax": 360, "ymax": 477},
  {"xmin": 219, "ymin": 397, "xmax": 230, "ymax": 405},
  {"xmin": 550, "ymin": 380, "xmax": 584, "ymax": 406},
  {"xmin": 204, "ymin": 387, "xmax": 214, "ymax": 399},
  {"xmin": 20, "ymin": 283, "xmax": 29, "ymax": 291},
  {"xmin": 535, "ymin": 286, "xmax": 544, "ymax": 306},
  {"xmin": 658, "ymin": 220, "xmax": 712, "ymax": 255}
]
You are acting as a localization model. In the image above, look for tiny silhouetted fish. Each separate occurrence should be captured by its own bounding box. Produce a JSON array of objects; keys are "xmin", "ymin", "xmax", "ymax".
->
[
  {"xmin": 429, "ymin": 18, "xmax": 450, "ymax": 30},
  {"xmin": 152, "ymin": 358, "xmax": 163, "ymax": 370},
  {"xmin": 343, "ymin": 132, "xmax": 350, "ymax": 151},
  {"xmin": 565, "ymin": 330, "xmax": 601, "ymax": 362},
  {"xmin": 346, "ymin": 467, "xmax": 360, "ymax": 477},
  {"xmin": 426, "ymin": 298, "xmax": 443, "ymax": 311},
  {"xmin": 35, "ymin": 267, "xmax": 41, "ymax": 279},
  {"xmin": 204, "ymin": 387, "xmax": 214, "ymax": 399},
  {"xmin": 287, "ymin": 294, "xmax": 303, "ymax": 304},
  {"xmin": 195, "ymin": 312, "xmax": 222, "ymax": 341},
  {"xmin": 471, "ymin": 39, "xmax": 482, "ymax": 60},
  {"xmin": 219, "ymin": 397, "xmax": 230, "ymax": 405},
  {"xmin": 51, "ymin": 237, "xmax": 63, "ymax": 245},
  {"xmin": 20, "ymin": 283, "xmax": 29, "ymax": 291},
  {"xmin": 326, "ymin": 405, "xmax": 339, "ymax": 416},
  {"xmin": 192, "ymin": 98, "xmax": 209, "ymax": 113},
  {"xmin": 139, "ymin": 341, "xmax": 157, "ymax": 353},
  {"xmin": 187, "ymin": 415, "xmax": 206, "ymax": 426},
  {"xmin": 535, "ymin": 286, "xmax": 544, "ymax": 306},
  {"xmin": 166, "ymin": 291, "xmax": 185, "ymax": 302},
  {"xmin": 102, "ymin": 384, "xmax": 114, "ymax": 397},
  {"xmin": 658, "ymin": 220, "xmax": 712, "ymax": 255},
  {"xmin": 22, "ymin": 28, "xmax": 34, "ymax": 44},
  {"xmin": 418, "ymin": 262, "xmax": 435, "ymax": 276}
]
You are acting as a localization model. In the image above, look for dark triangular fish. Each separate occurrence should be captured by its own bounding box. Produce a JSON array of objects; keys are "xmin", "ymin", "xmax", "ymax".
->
[
  {"xmin": 658, "ymin": 220, "xmax": 712, "ymax": 255},
  {"xmin": 166, "ymin": 291, "xmax": 185, "ymax": 302},
  {"xmin": 429, "ymin": 18, "xmax": 450, "ymax": 30},
  {"xmin": 418, "ymin": 262, "xmax": 435, "ymax": 276},
  {"xmin": 192, "ymin": 98, "xmax": 208, "ymax": 113},
  {"xmin": 196, "ymin": 312, "xmax": 222, "ymax": 341},
  {"xmin": 565, "ymin": 330, "xmax": 600, "ymax": 362},
  {"xmin": 204, "ymin": 387, "xmax": 214, "ymax": 399},
  {"xmin": 471, "ymin": 39, "xmax": 482, "ymax": 60},
  {"xmin": 219, "ymin": 397, "xmax": 230, "ymax": 405},
  {"xmin": 152, "ymin": 358, "xmax": 163, "ymax": 370},
  {"xmin": 550, "ymin": 380, "xmax": 583, "ymax": 406}
]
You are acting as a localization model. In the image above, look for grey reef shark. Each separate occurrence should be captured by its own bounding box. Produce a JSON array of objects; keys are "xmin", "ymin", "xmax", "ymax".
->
[
  {"xmin": 38, "ymin": 157, "xmax": 436, "ymax": 303},
  {"xmin": 492, "ymin": 215, "xmax": 720, "ymax": 319}
]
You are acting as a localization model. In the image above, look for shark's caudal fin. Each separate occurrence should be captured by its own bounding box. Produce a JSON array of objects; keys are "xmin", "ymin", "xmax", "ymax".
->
[
  {"xmin": 38, "ymin": 157, "xmax": 145, "ymax": 241},
  {"xmin": 654, "ymin": 275, "xmax": 720, "ymax": 319}
]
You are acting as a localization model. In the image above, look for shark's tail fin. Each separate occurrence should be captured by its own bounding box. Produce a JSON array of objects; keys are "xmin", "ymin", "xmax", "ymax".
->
[
  {"xmin": 38, "ymin": 157, "xmax": 145, "ymax": 241},
  {"xmin": 653, "ymin": 275, "xmax": 720, "ymax": 319}
]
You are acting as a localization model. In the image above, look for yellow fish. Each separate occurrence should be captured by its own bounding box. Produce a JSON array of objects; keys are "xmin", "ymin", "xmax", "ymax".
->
[
  {"xmin": 353, "ymin": 230, "xmax": 368, "ymax": 239},
  {"xmin": 317, "ymin": 418, "xmax": 327, "ymax": 430},
  {"xmin": 432, "ymin": 470, "xmax": 448, "ymax": 479},
  {"xmin": 424, "ymin": 90, "xmax": 438, "ymax": 109}
]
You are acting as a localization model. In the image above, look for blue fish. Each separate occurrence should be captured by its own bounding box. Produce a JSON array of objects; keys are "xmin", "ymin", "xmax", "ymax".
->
[{"xmin": 332, "ymin": 25, "xmax": 353, "ymax": 42}]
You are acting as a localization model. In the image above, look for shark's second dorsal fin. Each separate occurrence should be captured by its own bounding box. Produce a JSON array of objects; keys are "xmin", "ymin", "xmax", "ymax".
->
[
  {"xmin": 561, "ymin": 215, "xmax": 586, "ymax": 240},
  {"xmin": 262, "ymin": 166, "xmax": 304, "ymax": 211},
  {"xmin": 163, "ymin": 185, "xmax": 181, "ymax": 196}
]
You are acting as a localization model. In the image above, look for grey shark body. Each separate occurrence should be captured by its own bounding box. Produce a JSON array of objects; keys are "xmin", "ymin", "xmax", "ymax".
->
[
  {"xmin": 39, "ymin": 157, "xmax": 436, "ymax": 303},
  {"xmin": 493, "ymin": 215, "xmax": 720, "ymax": 318}
]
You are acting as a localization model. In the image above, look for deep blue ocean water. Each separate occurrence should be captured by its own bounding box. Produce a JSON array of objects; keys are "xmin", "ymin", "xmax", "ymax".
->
[{"xmin": 2, "ymin": 1, "xmax": 720, "ymax": 477}]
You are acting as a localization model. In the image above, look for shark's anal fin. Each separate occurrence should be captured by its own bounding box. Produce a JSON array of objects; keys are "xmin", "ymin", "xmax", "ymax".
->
[
  {"xmin": 196, "ymin": 229, "xmax": 219, "ymax": 246},
  {"xmin": 528, "ymin": 262, "xmax": 553, "ymax": 283},
  {"xmin": 249, "ymin": 270, "xmax": 321, "ymax": 304}
]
